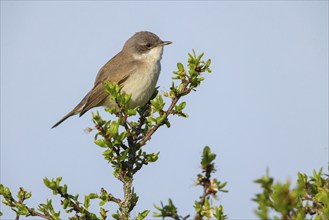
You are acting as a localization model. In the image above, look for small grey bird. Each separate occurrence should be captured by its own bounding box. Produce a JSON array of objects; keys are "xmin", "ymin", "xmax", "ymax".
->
[{"xmin": 52, "ymin": 31, "xmax": 171, "ymax": 128}]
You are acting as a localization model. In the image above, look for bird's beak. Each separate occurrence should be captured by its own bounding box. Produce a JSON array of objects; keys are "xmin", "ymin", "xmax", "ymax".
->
[{"xmin": 161, "ymin": 41, "xmax": 172, "ymax": 46}]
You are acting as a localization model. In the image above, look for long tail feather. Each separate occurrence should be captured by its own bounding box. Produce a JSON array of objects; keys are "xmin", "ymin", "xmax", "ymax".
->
[{"xmin": 51, "ymin": 111, "xmax": 77, "ymax": 128}]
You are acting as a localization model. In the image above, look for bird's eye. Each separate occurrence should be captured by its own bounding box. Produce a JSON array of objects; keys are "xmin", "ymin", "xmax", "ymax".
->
[{"xmin": 146, "ymin": 43, "xmax": 152, "ymax": 48}]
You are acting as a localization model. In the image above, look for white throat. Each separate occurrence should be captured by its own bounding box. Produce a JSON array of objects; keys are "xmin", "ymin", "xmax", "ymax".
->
[{"xmin": 133, "ymin": 46, "xmax": 164, "ymax": 62}]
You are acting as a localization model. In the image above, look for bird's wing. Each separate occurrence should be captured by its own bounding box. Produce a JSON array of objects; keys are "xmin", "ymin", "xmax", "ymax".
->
[
  {"xmin": 79, "ymin": 52, "xmax": 136, "ymax": 117},
  {"xmin": 94, "ymin": 51, "xmax": 136, "ymax": 85},
  {"xmin": 79, "ymin": 82, "xmax": 108, "ymax": 117}
]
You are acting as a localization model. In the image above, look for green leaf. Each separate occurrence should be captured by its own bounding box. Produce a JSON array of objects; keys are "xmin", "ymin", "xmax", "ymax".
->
[
  {"xmin": 104, "ymin": 81, "xmax": 121, "ymax": 99},
  {"xmin": 88, "ymin": 193, "xmax": 98, "ymax": 199},
  {"xmin": 175, "ymin": 101, "xmax": 186, "ymax": 112},
  {"xmin": 17, "ymin": 187, "xmax": 26, "ymax": 199},
  {"xmin": 147, "ymin": 152, "xmax": 160, "ymax": 163},
  {"xmin": 194, "ymin": 201, "xmax": 202, "ymax": 212},
  {"xmin": 214, "ymin": 205, "xmax": 226, "ymax": 220},
  {"xmin": 150, "ymin": 95, "xmax": 165, "ymax": 111},
  {"xmin": 153, "ymin": 213, "xmax": 162, "ymax": 217},
  {"xmin": 55, "ymin": 177, "xmax": 62, "ymax": 188},
  {"xmin": 84, "ymin": 195, "xmax": 90, "ymax": 209},
  {"xmin": 62, "ymin": 199, "xmax": 69, "ymax": 209},
  {"xmin": 112, "ymin": 213, "xmax": 120, "ymax": 220},
  {"xmin": 315, "ymin": 189, "xmax": 329, "ymax": 204},
  {"xmin": 95, "ymin": 139, "xmax": 108, "ymax": 148},
  {"xmin": 136, "ymin": 210, "xmax": 150, "ymax": 220},
  {"xmin": 127, "ymin": 108, "xmax": 137, "ymax": 116},
  {"xmin": 105, "ymin": 107, "xmax": 117, "ymax": 114},
  {"xmin": 205, "ymin": 59, "xmax": 212, "ymax": 72},
  {"xmin": 119, "ymin": 149, "xmax": 129, "ymax": 162},
  {"xmin": 102, "ymin": 148, "xmax": 114, "ymax": 161},
  {"xmin": 100, "ymin": 207, "xmax": 108, "ymax": 218},
  {"xmin": 201, "ymin": 146, "xmax": 216, "ymax": 168},
  {"xmin": 109, "ymin": 121, "xmax": 119, "ymax": 137},
  {"xmin": 177, "ymin": 62, "xmax": 184, "ymax": 72},
  {"xmin": 43, "ymin": 178, "xmax": 51, "ymax": 188},
  {"xmin": 197, "ymin": 52, "xmax": 204, "ymax": 61},
  {"xmin": 219, "ymin": 182, "xmax": 228, "ymax": 193},
  {"xmin": 61, "ymin": 184, "xmax": 67, "ymax": 194},
  {"xmin": 99, "ymin": 200, "xmax": 106, "ymax": 206},
  {"xmin": 165, "ymin": 120, "xmax": 171, "ymax": 128},
  {"xmin": 25, "ymin": 192, "xmax": 32, "ymax": 199},
  {"xmin": 153, "ymin": 203, "xmax": 161, "ymax": 211},
  {"xmin": 156, "ymin": 113, "xmax": 167, "ymax": 126},
  {"xmin": 118, "ymin": 131, "xmax": 127, "ymax": 142},
  {"xmin": 117, "ymin": 93, "xmax": 131, "ymax": 106}
]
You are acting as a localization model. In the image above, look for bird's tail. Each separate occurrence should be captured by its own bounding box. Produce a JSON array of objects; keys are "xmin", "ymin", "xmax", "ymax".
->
[
  {"xmin": 51, "ymin": 88, "xmax": 97, "ymax": 128},
  {"xmin": 51, "ymin": 96, "xmax": 88, "ymax": 129},
  {"xmin": 51, "ymin": 111, "xmax": 78, "ymax": 129}
]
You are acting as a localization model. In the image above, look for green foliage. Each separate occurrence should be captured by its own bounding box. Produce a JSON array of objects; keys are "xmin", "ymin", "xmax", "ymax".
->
[
  {"xmin": 193, "ymin": 147, "xmax": 228, "ymax": 220},
  {"xmin": 194, "ymin": 147, "xmax": 228, "ymax": 220},
  {"xmin": 254, "ymin": 167, "xmax": 329, "ymax": 220},
  {"xmin": 154, "ymin": 146, "xmax": 228, "ymax": 220},
  {"xmin": 0, "ymin": 50, "xmax": 211, "ymax": 219},
  {"xmin": 4, "ymin": 49, "xmax": 327, "ymax": 220},
  {"xmin": 0, "ymin": 183, "xmax": 62, "ymax": 220},
  {"xmin": 91, "ymin": 50, "xmax": 211, "ymax": 186},
  {"xmin": 0, "ymin": 185, "xmax": 39, "ymax": 218},
  {"xmin": 154, "ymin": 199, "xmax": 190, "ymax": 220},
  {"xmin": 136, "ymin": 210, "xmax": 151, "ymax": 220},
  {"xmin": 90, "ymin": 50, "xmax": 211, "ymax": 219}
]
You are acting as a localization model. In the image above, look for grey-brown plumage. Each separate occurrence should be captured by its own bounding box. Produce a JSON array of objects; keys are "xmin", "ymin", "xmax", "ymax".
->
[{"xmin": 52, "ymin": 31, "xmax": 171, "ymax": 128}]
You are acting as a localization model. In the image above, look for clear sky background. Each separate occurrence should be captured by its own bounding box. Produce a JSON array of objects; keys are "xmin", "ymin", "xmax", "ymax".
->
[{"xmin": 1, "ymin": 1, "xmax": 328, "ymax": 219}]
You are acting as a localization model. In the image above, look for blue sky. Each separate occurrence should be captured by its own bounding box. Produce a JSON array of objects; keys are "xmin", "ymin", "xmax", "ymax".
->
[{"xmin": 1, "ymin": 1, "xmax": 328, "ymax": 219}]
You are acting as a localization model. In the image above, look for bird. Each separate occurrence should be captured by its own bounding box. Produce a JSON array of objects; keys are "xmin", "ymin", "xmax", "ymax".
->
[{"xmin": 52, "ymin": 31, "xmax": 171, "ymax": 128}]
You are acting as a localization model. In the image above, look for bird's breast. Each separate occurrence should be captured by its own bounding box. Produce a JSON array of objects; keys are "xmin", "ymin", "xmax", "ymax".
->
[{"xmin": 121, "ymin": 60, "xmax": 161, "ymax": 108}]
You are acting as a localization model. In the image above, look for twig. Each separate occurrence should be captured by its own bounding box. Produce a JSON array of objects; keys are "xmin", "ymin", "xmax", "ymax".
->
[
  {"xmin": 138, "ymin": 82, "xmax": 190, "ymax": 147},
  {"xmin": 101, "ymin": 188, "xmax": 121, "ymax": 204},
  {"xmin": 120, "ymin": 177, "xmax": 133, "ymax": 220},
  {"xmin": 57, "ymin": 191, "xmax": 82, "ymax": 214},
  {"xmin": 194, "ymin": 177, "xmax": 211, "ymax": 220},
  {"xmin": 11, "ymin": 197, "xmax": 54, "ymax": 220}
]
